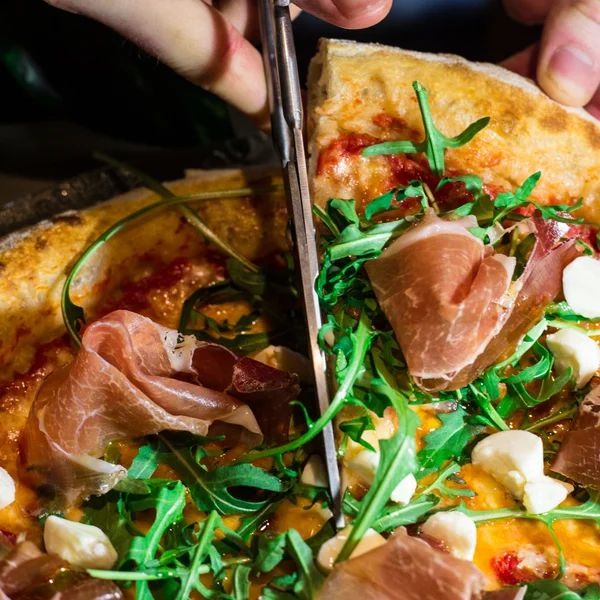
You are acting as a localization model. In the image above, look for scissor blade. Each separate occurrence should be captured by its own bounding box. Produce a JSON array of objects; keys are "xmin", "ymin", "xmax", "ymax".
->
[
  {"xmin": 259, "ymin": 0, "xmax": 344, "ymax": 527},
  {"xmin": 286, "ymin": 135, "xmax": 343, "ymax": 527}
]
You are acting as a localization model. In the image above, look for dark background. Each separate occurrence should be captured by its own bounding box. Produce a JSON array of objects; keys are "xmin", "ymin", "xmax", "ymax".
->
[{"xmin": 0, "ymin": 0, "xmax": 541, "ymax": 199}]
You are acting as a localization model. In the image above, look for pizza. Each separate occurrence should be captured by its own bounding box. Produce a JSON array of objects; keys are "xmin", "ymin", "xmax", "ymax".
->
[{"xmin": 1, "ymin": 39, "xmax": 600, "ymax": 600}]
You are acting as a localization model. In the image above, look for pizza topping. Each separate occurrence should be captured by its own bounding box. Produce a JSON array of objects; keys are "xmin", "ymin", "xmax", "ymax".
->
[
  {"xmin": 420, "ymin": 511, "xmax": 477, "ymax": 561},
  {"xmin": 366, "ymin": 209, "xmax": 516, "ymax": 391},
  {"xmin": 366, "ymin": 208, "xmax": 581, "ymax": 392},
  {"xmin": 562, "ymin": 256, "xmax": 600, "ymax": 319},
  {"xmin": 44, "ymin": 516, "xmax": 118, "ymax": 571},
  {"xmin": 21, "ymin": 310, "xmax": 301, "ymax": 506},
  {"xmin": 0, "ymin": 468, "xmax": 15, "ymax": 511},
  {"xmin": 0, "ymin": 539, "xmax": 122, "ymax": 599},
  {"xmin": 552, "ymin": 385, "xmax": 600, "ymax": 488},
  {"xmin": 316, "ymin": 528, "xmax": 486, "ymax": 600},
  {"xmin": 316, "ymin": 526, "xmax": 386, "ymax": 572},
  {"xmin": 300, "ymin": 455, "xmax": 328, "ymax": 488},
  {"xmin": 472, "ymin": 430, "xmax": 572, "ymax": 513},
  {"xmin": 546, "ymin": 328, "xmax": 600, "ymax": 389}
]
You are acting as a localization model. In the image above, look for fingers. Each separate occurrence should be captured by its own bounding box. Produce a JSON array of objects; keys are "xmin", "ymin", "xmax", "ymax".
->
[
  {"xmin": 295, "ymin": 0, "xmax": 393, "ymax": 29},
  {"xmin": 537, "ymin": 0, "xmax": 600, "ymax": 106},
  {"xmin": 216, "ymin": 0, "xmax": 258, "ymax": 39},
  {"xmin": 501, "ymin": 44, "xmax": 540, "ymax": 80},
  {"xmin": 586, "ymin": 88, "xmax": 600, "ymax": 119},
  {"xmin": 503, "ymin": 0, "xmax": 553, "ymax": 23},
  {"xmin": 44, "ymin": 0, "xmax": 269, "ymax": 126}
]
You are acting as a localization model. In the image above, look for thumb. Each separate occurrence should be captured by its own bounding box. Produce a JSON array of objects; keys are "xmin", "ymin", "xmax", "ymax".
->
[{"xmin": 537, "ymin": 0, "xmax": 600, "ymax": 106}]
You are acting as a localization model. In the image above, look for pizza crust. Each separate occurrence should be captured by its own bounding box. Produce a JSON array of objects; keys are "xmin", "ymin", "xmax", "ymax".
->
[
  {"xmin": 308, "ymin": 39, "xmax": 600, "ymax": 217},
  {"xmin": 0, "ymin": 166, "xmax": 284, "ymax": 382}
]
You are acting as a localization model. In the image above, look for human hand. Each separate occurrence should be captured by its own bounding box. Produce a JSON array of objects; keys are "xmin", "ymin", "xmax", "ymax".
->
[
  {"xmin": 502, "ymin": 0, "xmax": 600, "ymax": 118},
  {"xmin": 44, "ymin": 0, "xmax": 392, "ymax": 128}
]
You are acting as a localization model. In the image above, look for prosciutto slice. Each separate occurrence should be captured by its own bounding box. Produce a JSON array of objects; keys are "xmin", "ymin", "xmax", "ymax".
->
[
  {"xmin": 0, "ymin": 541, "xmax": 122, "ymax": 600},
  {"xmin": 316, "ymin": 528, "xmax": 486, "ymax": 600},
  {"xmin": 551, "ymin": 385, "xmax": 600, "ymax": 488},
  {"xmin": 20, "ymin": 310, "xmax": 299, "ymax": 506},
  {"xmin": 367, "ymin": 211, "xmax": 579, "ymax": 391}
]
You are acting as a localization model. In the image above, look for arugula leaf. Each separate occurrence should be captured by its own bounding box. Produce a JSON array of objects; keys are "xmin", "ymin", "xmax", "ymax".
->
[
  {"xmin": 495, "ymin": 319, "xmax": 548, "ymax": 371},
  {"xmin": 339, "ymin": 412, "xmax": 376, "ymax": 452},
  {"xmin": 236, "ymin": 501, "xmax": 282, "ymax": 542},
  {"xmin": 174, "ymin": 511, "xmax": 220, "ymax": 600},
  {"xmin": 231, "ymin": 564, "xmax": 252, "ymax": 600},
  {"xmin": 363, "ymin": 82, "xmax": 490, "ymax": 177},
  {"xmin": 372, "ymin": 495, "xmax": 439, "ymax": 532},
  {"xmin": 438, "ymin": 175, "xmax": 494, "ymax": 221},
  {"xmin": 159, "ymin": 437, "xmax": 287, "ymax": 515},
  {"xmin": 61, "ymin": 174, "xmax": 279, "ymax": 346},
  {"xmin": 254, "ymin": 532, "xmax": 287, "ymax": 573},
  {"xmin": 417, "ymin": 462, "xmax": 476, "ymax": 499},
  {"xmin": 497, "ymin": 367, "xmax": 573, "ymax": 419},
  {"xmin": 493, "ymin": 172, "xmax": 541, "ymax": 216},
  {"xmin": 128, "ymin": 442, "xmax": 163, "ymax": 479},
  {"xmin": 458, "ymin": 491, "xmax": 600, "ymax": 579},
  {"xmin": 468, "ymin": 382, "xmax": 510, "ymax": 430},
  {"xmin": 547, "ymin": 301, "xmax": 600, "ymax": 323},
  {"xmin": 286, "ymin": 529, "xmax": 325, "ymax": 600},
  {"xmin": 95, "ymin": 153, "xmax": 260, "ymax": 275},
  {"xmin": 83, "ymin": 494, "xmax": 135, "ymax": 565},
  {"xmin": 364, "ymin": 181, "xmax": 427, "ymax": 221},
  {"xmin": 112, "ymin": 478, "xmax": 152, "ymax": 495},
  {"xmin": 338, "ymin": 379, "xmax": 419, "ymax": 561},
  {"xmin": 234, "ymin": 313, "xmax": 375, "ymax": 465},
  {"xmin": 126, "ymin": 482, "xmax": 187, "ymax": 600},
  {"xmin": 417, "ymin": 406, "xmax": 483, "ymax": 478},
  {"xmin": 522, "ymin": 581, "xmax": 590, "ymax": 600}
]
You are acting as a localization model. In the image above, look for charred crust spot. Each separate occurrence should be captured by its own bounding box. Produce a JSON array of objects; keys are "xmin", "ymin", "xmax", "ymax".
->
[
  {"xmin": 584, "ymin": 121, "xmax": 600, "ymax": 150},
  {"xmin": 539, "ymin": 106, "xmax": 568, "ymax": 133},
  {"xmin": 0, "ymin": 263, "xmax": 5, "ymax": 273},
  {"xmin": 51, "ymin": 214, "xmax": 83, "ymax": 226},
  {"xmin": 34, "ymin": 237, "xmax": 47, "ymax": 251}
]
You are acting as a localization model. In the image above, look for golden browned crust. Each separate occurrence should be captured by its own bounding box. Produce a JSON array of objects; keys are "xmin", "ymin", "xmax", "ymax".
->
[
  {"xmin": 0, "ymin": 166, "xmax": 284, "ymax": 382},
  {"xmin": 308, "ymin": 39, "xmax": 600, "ymax": 216}
]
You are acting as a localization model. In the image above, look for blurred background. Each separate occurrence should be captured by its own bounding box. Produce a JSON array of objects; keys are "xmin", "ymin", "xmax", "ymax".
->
[{"xmin": 0, "ymin": 0, "xmax": 540, "ymax": 204}]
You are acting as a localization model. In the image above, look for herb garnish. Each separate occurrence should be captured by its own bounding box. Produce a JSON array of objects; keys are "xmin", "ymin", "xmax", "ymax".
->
[
  {"xmin": 62, "ymin": 77, "xmax": 600, "ymax": 598},
  {"xmin": 363, "ymin": 82, "xmax": 490, "ymax": 176},
  {"xmin": 61, "ymin": 168, "xmax": 282, "ymax": 346}
]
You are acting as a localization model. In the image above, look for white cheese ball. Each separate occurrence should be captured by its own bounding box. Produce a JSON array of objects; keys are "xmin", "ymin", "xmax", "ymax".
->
[
  {"xmin": 348, "ymin": 449, "xmax": 416, "ymax": 505},
  {"xmin": 0, "ymin": 468, "xmax": 15, "ymax": 510},
  {"xmin": 523, "ymin": 477, "xmax": 573, "ymax": 514},
  {"xmin": 44, "ymin": 516, "xmax": 118, "ymax": 570},
  {"xmin": 317, "ymin": 526, "xmax": 386, "ymax": 572},
  {"xmin": 546, "ymin": 328, "xmax": 600, "ymax": 389},
  {"xmin": 472, "ymin": 430, "xmax": 544, "ymax": 499},
  {"xmin": 421, "ymin": 511, "xmax": 477, "ymax": 560},
  {"xmin": 563, "ymin": 256, "xmax": 600, "ymax": 319}
]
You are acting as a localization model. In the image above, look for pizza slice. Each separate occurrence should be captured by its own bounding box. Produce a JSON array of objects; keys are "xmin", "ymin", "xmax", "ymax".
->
[
  {"xmin": 2, "ymin": 39, "xmax": 600, "ymax": 600},
  {"xmin": 308, "ymin": 39, "xmax": 600, "ymax": 593}
]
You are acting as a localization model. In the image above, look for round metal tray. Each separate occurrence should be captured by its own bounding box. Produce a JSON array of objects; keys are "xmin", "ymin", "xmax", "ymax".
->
[{"xmin": 0, "ymin": 133, "xmax": 276, "ymax": 237}]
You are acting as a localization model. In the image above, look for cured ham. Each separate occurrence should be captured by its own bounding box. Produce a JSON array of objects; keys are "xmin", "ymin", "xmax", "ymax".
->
[
  {"xmin": 552, "ymin": 385, "xmax": 600, "ymax": 488},
  {"xmin": 366, "ymin": 210, "xmax": 516, "ymax": 391},
  {"xmin": 316, "ymin": 528, "xmax": 486, "ymax": 600},
  {"xmin": 0, "ymin": 541, "xmax": 122, "ymax": 599},
  {"xmin": 20, "ymin": 310, "xmax": 299, "ymax": 506},
  {"xmin": 366, "ymin": 211, "xmax": 579, "ymax": 391}
]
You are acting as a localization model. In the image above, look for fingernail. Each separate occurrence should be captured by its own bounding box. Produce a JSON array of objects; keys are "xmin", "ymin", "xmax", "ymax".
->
[
  {"xmin": 333, "ymin": 0, "xmax": 383, "ymax": 18},
  {"xmin": 546, "ymin": 46, "xmax": 596, "ymax": 104}
]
